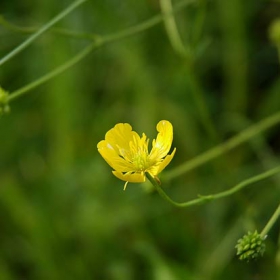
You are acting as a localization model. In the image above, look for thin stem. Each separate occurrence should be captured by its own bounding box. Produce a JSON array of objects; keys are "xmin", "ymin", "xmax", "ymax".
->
[
  {"xmin": 260, "ymin": 203, "xmax": 280, "ymax": 238},
  {"xmin": 160, "ymin": 0, "xmax": 217, "ymax": 141},
  {"xmin": 0, "ymin": 15, "xmax": 100, "ymax": 41},
  {"xmin": 164, "ymin": 111, "xmax": 280, "ymax": 181},
  {"xmin": 0, "ymin": 15, "xmax": 36, "ymax": 33},
  {"xmin": 0, "ymin": 0, "xmax": 87, "ymax": 66},
  {"xmin": 1, "ymin": 0, "xmax": 195, "ymax": 43},
  {"xmin": 208, "ymin": 166, "xmax": 280, "ymax": 200},
  {"xmin": 185, "ymin": 67, "xmax": 218, "ymax": 141},
  {"xmin": 147, "ymin": 166, "xmax": 280, "ymax": 208},
  {"xmin": 8, "ymin": 43, "xmax": 98, "ymax": 102},
  {"xmin": 159, "ymin": 0, "xmax": 189, "ymax": 57},
  {"xmin": 101, "ymin": 0, "xmax": 195, "ymax": 44},
  {"xmin": 191, "ymin": 0, "xmax": 207, "ymax": 47},
  {"xmin": 7, "ymin": 0, "xmax": 196, "ymax": 102}
]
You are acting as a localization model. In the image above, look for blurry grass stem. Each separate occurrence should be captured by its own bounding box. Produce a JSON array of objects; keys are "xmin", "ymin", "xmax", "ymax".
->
[
  {"xmin": 1, "ymin": 0, "xmax": 196, "ymax": 41},
  {"xmin": 0, "ymin": 0, "xmax": 87, "ymax": 66},
  {"xmin": 0, "ymin": 15, "xmax": 99, "ymax": 40},
  {"xmin": 147, "ymin": 166, "xmax": 280, "ymax": 208},
  {"xmin": 160, "ymin": 0, "xmax": 217, "ymax": 141},
  {"xmin": 164, "ymin": 111, "xmax": 280, "ymax": 180},
  {"xmin": 7, "ymin": 43, "xmax": 98, "ymax": 102},
  {"xmin": 0, "ymin": 15, "xmax": 36, "ymax": 33},
  {"xmin": 160, "ymin": 0, "xmax": 190, "ymax": 57},
  {"xmin": 217, "ymin": 0, "xmax": 248, "ymax": 114},
  {"xmin": 268, "ymin": 18, "xmax": 280, "ymax": 64},
  {"xmin": 7, "ymin": 0, "xmax": 196, "ymax": 102}
]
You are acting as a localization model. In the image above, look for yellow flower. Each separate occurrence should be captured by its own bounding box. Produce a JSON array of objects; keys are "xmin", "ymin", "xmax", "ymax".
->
[{"xmin": 97, "ymin": 120, "xmax": 176, "ymax": 190}]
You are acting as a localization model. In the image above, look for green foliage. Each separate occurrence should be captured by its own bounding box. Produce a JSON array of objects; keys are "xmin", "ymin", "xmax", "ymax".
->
[{"xmin": 0, "ymin": 0, "xmax": 280, "ymax": 279}]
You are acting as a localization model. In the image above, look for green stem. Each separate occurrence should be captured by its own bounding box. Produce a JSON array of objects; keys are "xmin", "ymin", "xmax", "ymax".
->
[
  {"xmin": 164, "ymin": 111, "xmax": 280, "ymax": 181},
  {"xmin": 0, "ymin": 15, "xmax": 100, "ymax": 40},
  {"xmin": 191, "ymin": 0, "xmax": 207, "ymax": 47},
  {"xmin": 0, "ymin": 0, "xmax": 87, "ymax": 66},
  {"xmin": 101, "ymin": 0, "xmax": 195, "ymax": 44},
  {"xmin": 147, "ymin": 166, "xmax": 280, "ymax": 208},
  {"xmin": 1, "ymin": 0, "xmax": 195, "ymax": 42},
  {"xmin": 8, "ymin": 43, "xmax": 98, "ymax": 102},
  {"xmin": 159, "ymin": 0, "xmax": 189, "ymax": 57},
  {"xmin": 160, "ymin": 0, "xmax": 217, "ymax": 141},
  {"xmin": 0, "ymin": 14, "xmax": 36, "ymax": 33},
  {"xmin": 7, "ymin": 0, "xmax": 196, "ymax": 102},
  {"xmin": 260, "ymin": 203, "xmax": 280, "ymax": 238},
  {"xmin": 185, "ymin": 67, "xmax": 218, "ymax": 141}
]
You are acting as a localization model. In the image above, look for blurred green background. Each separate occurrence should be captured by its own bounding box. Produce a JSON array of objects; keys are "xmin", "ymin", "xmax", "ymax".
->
[{"xmin": 0, "ymin": 0, "xmax": 280, "ymax": 279}]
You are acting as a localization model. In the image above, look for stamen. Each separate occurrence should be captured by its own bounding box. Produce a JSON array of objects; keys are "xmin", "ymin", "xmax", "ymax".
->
[{"xmin": 123, "ymin": 181, "xmax": 129, "ymax": 191}]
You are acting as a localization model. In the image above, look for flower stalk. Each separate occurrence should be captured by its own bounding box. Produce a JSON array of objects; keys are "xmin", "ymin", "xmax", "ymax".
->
[
  {"xmin": 260, "ymin": 203, "xmax": 280, "ymax": 238},
  {"xmin": 163, "ymin": 111, "xmax": 280, "ymax": 181},
  {"xmin": 147, "ymin": 166, "xmax": 280, "ymax": 208}
]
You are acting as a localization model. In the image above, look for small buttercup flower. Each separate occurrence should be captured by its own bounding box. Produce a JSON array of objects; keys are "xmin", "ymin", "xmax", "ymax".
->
[{"xmin": 97, "ymin": 120, "xmax": 176, "ymax": 190}]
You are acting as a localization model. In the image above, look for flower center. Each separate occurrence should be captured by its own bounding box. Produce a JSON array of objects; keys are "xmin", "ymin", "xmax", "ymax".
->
[
  {"xmin": 129, "ymin": 134, "xmax": 151, "ymax": 171},
  {"xmin": 132, "ymin": 151, "xmax": 150, "ymax": 171}
]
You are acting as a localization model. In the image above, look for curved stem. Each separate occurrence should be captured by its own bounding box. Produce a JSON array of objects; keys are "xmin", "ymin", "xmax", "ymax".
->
[
  {"xmin": 7, "ymin": 0, "xmax": 196, "ymax": 102},
  {"xmin": 160, "ymin": 0, "xmax": 189, "ymax": 57},
  {"xmin": 147, "ymin": 166, "xmax": 280, "ymax": 208},
  {"xmin": 0, "ymin": 0, "xmax": 87, "ymax": 66},
  {"xmin": 1, "ymin": 0, "xmax": 195, "ymax": 43},
  {"xmin": 0, "ymin": 15, "xmax": 100, "ymax": 40},
  {"xmin": 101, "ymin": 0, "xmax": 195, "ymax": 44},
  {"xmin": 160, "ymin": 0, "xmax": 217, "ymax": 141},
  {"xmin": 0, "ymin": 14, "xmax": 37, "ymax": 33},
  {"xmin": 164, "ymin": 111, "xmax": 280, "ymax": 181},
  {"xmin": 8, "ymin": 43, "xmax": 98, "ymax": 101}
]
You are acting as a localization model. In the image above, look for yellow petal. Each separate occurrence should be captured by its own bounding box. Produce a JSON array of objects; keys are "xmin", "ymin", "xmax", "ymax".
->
[
  {"xmin": 149, "ymin": 120, "xmax": 173, "ymax": 160},
  {"xmin": 112, "ymin": 171, "xmax": 146, "ymax": 183},
  {"xmin": 97, "ymin": 123, "xmax": 141, "ymax": 172},
  {"xmin": 97, "ymin": 121, "xmax": 176, "ymax": 187},
  {"xmin": 156, "ymin": 147, "xmax": 176, "ymax": 174},
  {"xmin": 105, "ymin": 123, "xmax": 140, "ymax": 162},
  {"xmin": 97, "ymin": 140, "xmax": 134, "ymax": 172}
]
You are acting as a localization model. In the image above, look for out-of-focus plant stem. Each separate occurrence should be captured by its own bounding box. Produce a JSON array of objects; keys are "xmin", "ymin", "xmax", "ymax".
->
[
  {"xmin": 7, "ymin": 0, "xmax": 196, "ymax": 102},
  {"xmin": 0, "ymin": 0, "xmax": 88, "ymax": 66},
  {"xmin": 160, "ymin": 0, "xmax": 217, "ymax": 141},
  {"xmin": 147, "ymin": 166, "xmax": 280, "ymax": 208},
  {"xmin": 164, "ymin": 111, "xmax": 280, "ymax": 180},
  {"xmin": 7, "ymin": 42, "xmax": 98, "ymax": 102},
  {"xmin": 217, "ymin": 0, "xmax": 248, "ymax": 114}
]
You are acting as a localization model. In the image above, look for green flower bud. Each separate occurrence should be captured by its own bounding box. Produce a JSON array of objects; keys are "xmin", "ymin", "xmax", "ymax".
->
[
  {"xmin": 235, "ymin": 230, "xmax": 266, "ymax": 261},
  {"xmin": 0, "ymin": 87, "xmax": 10, "ymax": 115}
]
